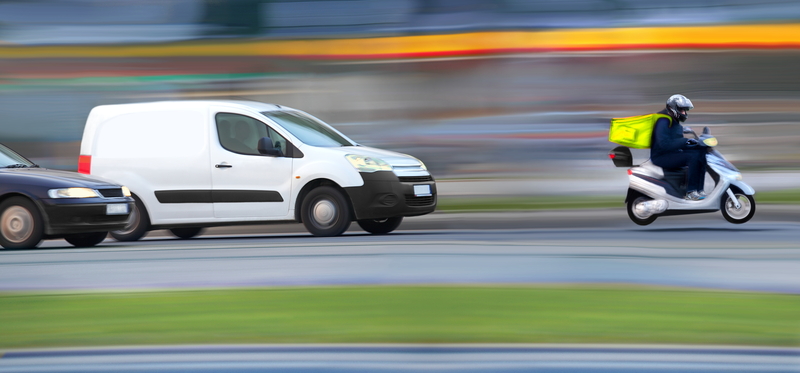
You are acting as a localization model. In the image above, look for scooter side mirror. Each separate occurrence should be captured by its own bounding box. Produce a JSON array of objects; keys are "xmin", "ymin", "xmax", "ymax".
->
[{"xmin": 702, "ymin": 126, "xmax": 710, "ymax": 135}]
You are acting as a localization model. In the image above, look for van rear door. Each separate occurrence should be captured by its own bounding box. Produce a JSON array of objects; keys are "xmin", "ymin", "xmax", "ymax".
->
[{"xmin": 209, "ymin": 110, "xmax": 293, "ymax": 219}]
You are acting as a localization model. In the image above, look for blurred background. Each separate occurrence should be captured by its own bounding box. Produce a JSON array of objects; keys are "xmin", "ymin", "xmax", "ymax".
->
[{"xmin": 1, "ymin": 0, "xmax": 799, "ymax": 199}]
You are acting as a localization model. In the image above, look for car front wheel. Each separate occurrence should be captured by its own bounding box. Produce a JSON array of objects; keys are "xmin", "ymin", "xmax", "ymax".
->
[{"xmin": 0, "ymin": 197, "xmax": 44, "ymax": 249}]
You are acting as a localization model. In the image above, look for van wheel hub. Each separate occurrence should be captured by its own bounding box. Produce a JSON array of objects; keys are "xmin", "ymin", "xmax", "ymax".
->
[{"xmin": 312, "ymin": 200, "xmax": 337, "ymax": 227}]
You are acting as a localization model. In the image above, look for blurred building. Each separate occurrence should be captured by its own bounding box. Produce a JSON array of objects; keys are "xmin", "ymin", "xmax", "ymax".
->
[
  {"xmin": 0, "ymin": 0, "xmax": 799, "ymax": 189},
  {"xmin": 1, "ymin": 0, "xmax": 800, "ymax": 44}
]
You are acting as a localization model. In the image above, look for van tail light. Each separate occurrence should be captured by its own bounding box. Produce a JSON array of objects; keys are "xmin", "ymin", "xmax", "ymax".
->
[
  {"xmin": 627, "ymin": 168, "xmax": 633, "ymax": 176},
  {"xmin": 78, "ymin": 155, "xmax": 91, "ymax": 174}
]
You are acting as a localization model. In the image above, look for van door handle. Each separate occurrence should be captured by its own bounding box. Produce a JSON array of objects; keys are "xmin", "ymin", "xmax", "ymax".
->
[{"xmin": 215, "ymin": 164, "xmax": 232, "ymax": 168}]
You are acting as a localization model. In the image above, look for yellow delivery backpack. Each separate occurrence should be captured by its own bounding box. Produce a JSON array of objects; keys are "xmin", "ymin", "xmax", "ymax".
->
[{"xmin": 608, "ymin": 113, "xmax": 672, "ymax": 149}]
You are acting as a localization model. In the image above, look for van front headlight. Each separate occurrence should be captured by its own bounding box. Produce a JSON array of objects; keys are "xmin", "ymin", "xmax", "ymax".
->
[
  {"xmin": 345, "ymin": 154, "xmax": 393, "ymax": 173},
  {"xmin": 48, "ymin": 187, "xmax": 100, "ymax": 198},
  {"xmin": 121, "ymin": 186, "xmax": 132, "ymax": 197}
]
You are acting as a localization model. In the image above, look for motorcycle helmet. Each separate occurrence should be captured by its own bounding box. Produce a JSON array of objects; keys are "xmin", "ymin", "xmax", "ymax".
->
[{"xmin": 666, "ymin": 94, "xmax": 694, "ymax": 122}]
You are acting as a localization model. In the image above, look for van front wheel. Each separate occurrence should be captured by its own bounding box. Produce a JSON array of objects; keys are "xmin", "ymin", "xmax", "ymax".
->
[
  {"xmin": 357, "ymin": 217, "xmax": 403, "ymax": 234},
  {"xmin": 110, "ymin": 196, "xmax": 150, "ymax": 242},
  {"xmin": 301, "ymin": 186, "xmax": 351, "ymax": 237}
]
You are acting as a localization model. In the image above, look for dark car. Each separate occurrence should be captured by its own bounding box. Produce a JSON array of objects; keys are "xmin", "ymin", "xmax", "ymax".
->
[{"xmin": 0, "ymin": 143, "xmax": 134, "ymax": 249}]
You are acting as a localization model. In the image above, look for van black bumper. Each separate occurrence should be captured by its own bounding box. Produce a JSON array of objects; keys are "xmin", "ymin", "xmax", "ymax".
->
[{"xmin": 344, "ymin": 171, "xmax": 437, "ymax": 220}]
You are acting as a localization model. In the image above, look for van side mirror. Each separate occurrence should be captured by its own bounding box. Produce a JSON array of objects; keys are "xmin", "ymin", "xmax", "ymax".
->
[{"xmin": 257, "ymin": 137, "xmax": 283, "ymax": 157}]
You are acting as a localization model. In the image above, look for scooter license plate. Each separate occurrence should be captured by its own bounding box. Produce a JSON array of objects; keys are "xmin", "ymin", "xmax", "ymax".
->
[
  {"xmin": 106, "ymin": 203, "xmax": 129, "ymax": 215},
  {"xmin": 413, "ymin": 185, "xmax": 432, "ymax": 197}
]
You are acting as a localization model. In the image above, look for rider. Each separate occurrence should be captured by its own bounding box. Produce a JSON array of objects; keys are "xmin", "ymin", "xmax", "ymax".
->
[{"xmin": 650, "ymin": 94, "xmax": 707, "ymax": 200}]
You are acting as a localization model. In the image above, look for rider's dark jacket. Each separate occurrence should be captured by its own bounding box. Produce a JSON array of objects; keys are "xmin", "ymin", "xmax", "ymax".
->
[{"xmin": 650, "ymin": 109, "xmax": 689, "ymax": 160}]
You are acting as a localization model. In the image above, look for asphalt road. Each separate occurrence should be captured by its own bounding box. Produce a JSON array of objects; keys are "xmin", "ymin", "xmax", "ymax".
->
[
  {"xmin": 1, "ymin": 345, "xmax": 798, "ymax": 373},
  {"xmin": 1, "ymin": 206, "xmax": 798, "ymax": 293},
  {"xmin": 2, "ymin": 207, "xmax": 799, "ymax": 372}
]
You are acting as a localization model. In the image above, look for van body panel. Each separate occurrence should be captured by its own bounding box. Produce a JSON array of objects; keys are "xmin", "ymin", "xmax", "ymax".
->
[
  {"xmin": 88, "ymin": 106, "xmax": 214, "ymax": 224},
  {"xmin": 209, "ymin": 138, "xmax": 294, "ymax": 219}
]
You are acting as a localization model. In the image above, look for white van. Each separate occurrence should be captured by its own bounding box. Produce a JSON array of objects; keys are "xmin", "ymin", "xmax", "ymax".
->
[{"xmin": 78, "ymin": 100, "xmax": 436, "ymax": 239}]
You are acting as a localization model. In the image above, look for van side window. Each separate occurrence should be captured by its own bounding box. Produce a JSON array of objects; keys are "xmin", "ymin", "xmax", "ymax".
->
[{"xmin": 216, "ymin": 113, "xmax": 288, "ymax": 156}]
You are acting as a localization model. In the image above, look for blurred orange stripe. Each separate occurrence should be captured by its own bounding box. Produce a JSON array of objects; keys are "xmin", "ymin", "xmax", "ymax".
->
[{"xmin": 1, "ymin": 23, "xmax": 799, "ymax": 59}]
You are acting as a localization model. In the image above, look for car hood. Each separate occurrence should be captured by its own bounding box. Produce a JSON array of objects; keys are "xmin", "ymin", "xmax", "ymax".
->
[
  {"xmin": 0, "ymin": 168, "xmax": 122, "ymax": 188},
  {"xmin": 321, "ymin": 146, "xmax": 423, "ymax": 167}
]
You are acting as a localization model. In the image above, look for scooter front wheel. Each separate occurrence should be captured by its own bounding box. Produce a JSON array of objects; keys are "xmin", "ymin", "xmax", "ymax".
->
[
  {"xmin": 627, "ymin": 196, "xmax": 658, "ymax": 226},
  {"xmin": 721, "ymin": 192, "xmax": 755, "ymax": 224}
]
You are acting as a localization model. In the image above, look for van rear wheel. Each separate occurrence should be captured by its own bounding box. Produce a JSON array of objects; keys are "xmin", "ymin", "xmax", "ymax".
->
[
  {"xmin": 301, "ymin": 186, "xmax": 351, "ymax": 237},
  {"xmin": 357, "ymin": 217, "xmax": 403, "ymax": 234},
  {"xmin": 64, "ymin": 232, "xmax": 108, "ymax": 247},
  {"xmin": 110, "ymin": 196, "xmax": 150, "ymax": 242},
  {"xmin": 169, "ymin": 227, "xmax": 204, "ymax": 239}
]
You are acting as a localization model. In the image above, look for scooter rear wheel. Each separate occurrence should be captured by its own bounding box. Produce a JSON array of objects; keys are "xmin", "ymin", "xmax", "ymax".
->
[
  {"xmin": 627, "ymin": 196, "xmax": 658, "ymax": 226},
  {"xmin": 721, "ymin": 193, "xmax": 755, "ymax": 224}
]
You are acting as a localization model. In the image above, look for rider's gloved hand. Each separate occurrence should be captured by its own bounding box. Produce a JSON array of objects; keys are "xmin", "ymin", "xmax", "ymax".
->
[{"xmin": 686, "ymin": 138, "xmax": 699, "ymax": 146}]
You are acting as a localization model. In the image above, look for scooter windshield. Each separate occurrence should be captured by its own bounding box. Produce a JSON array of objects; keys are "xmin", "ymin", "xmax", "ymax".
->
[{"xmin": 707, "ymin": 149, "xmax": 739, "ymax": 173}]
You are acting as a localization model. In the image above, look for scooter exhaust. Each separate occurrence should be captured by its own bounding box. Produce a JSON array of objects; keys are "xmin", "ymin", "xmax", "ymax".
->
[{"xmin": 634, "ymin": 199, "xmax": 668, "ymax": 217}]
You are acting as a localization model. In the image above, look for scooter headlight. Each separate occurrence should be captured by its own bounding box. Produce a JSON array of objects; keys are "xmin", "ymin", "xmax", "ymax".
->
[{"xmin": 703, "ymin": 137, "xmax": 718, "ymax": 147}]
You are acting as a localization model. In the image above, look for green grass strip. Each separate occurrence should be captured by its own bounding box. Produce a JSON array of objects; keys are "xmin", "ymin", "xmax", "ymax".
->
[
  {"xmin": 436, "ymin": 188, "xmax": 800, "ymax": 212},
  {"xmin": 756, "ymin": 188, "xmax": 800, "ymax": 204},
  {"xmin": 436, "ymin": 196, "xmax": 622, "ymax": 211},
  {"xmin": 1, "ymin": 286, "xmax": 798, "ymax": 348}
]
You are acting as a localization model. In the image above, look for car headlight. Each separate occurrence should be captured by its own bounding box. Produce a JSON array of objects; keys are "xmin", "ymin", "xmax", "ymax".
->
[
  {"xmin": 48, "ymin": 187, "xmax": 100, "ymax": 198},
  {"xmin": 121, "ymin": 186, "xmax": 132, "ymax": 197},
  {"xmin": 345, "ymin": 154, "xmax": 393, "ymax": 173}
]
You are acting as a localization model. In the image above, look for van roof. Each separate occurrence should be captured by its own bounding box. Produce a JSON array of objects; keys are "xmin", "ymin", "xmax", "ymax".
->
[{"xmin": 91, "ymin": 100, "xmax": 288, "ymax": 113}]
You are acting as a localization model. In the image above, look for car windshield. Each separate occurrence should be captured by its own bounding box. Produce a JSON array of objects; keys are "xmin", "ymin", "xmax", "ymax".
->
[
  {"xmin": 260, "ymin": 111, "xmax": 354, "ymax": 147},
  {"xmin": 0, "ymin": 144, "xmax": 36, "ymax": 168}
]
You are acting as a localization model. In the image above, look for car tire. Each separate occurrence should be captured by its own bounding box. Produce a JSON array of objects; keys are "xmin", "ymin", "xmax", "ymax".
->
[
  {"xmin": 110, "ymin": 195, "xmax": 150, "ymax": 242},
  {"xmin": 301, "ymin": 186, "xmax": 351, "ymax": 237},
  {"xmin": 169, "ymin": 227, "xmax": 205, "ymax": 239},
  {"xmin": 0, "ymin": 197, "xmax": 44, "ymax": 249},
  {"xmin": 357, "ymin": 216, "xmax": 403, "ymax": 234},
  {"xmin": 64, "ymin": 232, "xmax": 108, "ymax": 248}
]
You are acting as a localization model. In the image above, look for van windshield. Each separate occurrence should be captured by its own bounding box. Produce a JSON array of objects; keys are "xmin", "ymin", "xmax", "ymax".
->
[{"xmin": 261, "ymin": 111, "xmax": 354, "ymax": 147}]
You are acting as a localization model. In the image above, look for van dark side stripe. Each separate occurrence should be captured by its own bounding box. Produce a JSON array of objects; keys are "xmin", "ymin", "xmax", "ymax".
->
[{"xmin": 155, "ymin": 190, "xmax": 284, "ymax": 204}]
